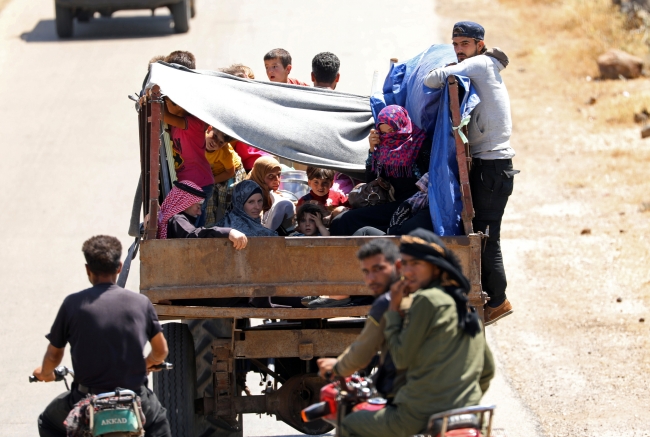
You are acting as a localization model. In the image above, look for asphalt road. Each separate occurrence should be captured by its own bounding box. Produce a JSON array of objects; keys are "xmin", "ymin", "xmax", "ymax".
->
[{"xmin": 0, "ymin": 1, "xmax": 542, "ymax": 436}]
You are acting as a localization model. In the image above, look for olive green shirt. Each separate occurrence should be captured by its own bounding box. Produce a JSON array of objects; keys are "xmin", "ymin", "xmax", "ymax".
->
[
  {"xmin": 334, "ymin": 314, "xmax": 385, "ymax": 377},
  {"xmin": 383, "ymin": 282, "xmax": 495, "ymax": 420}
]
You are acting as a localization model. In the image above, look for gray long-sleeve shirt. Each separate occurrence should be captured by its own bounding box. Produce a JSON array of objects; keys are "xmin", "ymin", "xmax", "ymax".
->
[{"xmin": 424, "ymin": 54, "xmax": 515, "ymax": 160}]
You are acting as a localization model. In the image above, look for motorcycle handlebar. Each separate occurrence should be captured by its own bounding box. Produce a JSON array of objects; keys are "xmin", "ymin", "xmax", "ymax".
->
[
  {"xmin": 30, "ymin": 362, "xmax": 172, "ymax": 383},
  {"xmin": 29, "ymin": 366, "xmax": 74, "ymax": 383},
  {"xmin": 151, "ymin": 362, "xmax": 174, "ymax": 371}
]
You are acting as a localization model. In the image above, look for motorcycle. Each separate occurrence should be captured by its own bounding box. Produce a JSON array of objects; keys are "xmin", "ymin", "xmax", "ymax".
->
[
  {"xmin": 30, "ymin": 363, "xmax": 172, "ymax": 437},
  {"xmin": 301, "ymin": 373, "xmax": 496, "ymax": 437}
]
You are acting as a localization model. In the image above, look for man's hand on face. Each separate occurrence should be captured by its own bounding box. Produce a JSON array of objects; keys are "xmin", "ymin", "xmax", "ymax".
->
[
  {"xmin": 32, "ymin": 366, "xmax": 55, "ymax": 382},
  {"xmin": 317, "ymin": 358, "xmax": 338, "ymax": 379},
  {"xmin": 389, "ymin": 279, "xmax": 412, "ymax": 312}
]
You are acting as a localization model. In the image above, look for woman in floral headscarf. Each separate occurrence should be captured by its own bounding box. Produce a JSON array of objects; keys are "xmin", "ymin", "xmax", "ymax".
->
[{"xmin": 329, "ymin": 105, "xmax": 432, "ymax": 237}]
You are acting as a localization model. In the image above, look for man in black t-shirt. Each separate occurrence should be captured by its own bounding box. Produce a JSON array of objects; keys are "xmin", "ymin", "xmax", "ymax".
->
[{"xmin": 33, "ymin": 235, "xmax": 171, "ymax": 437}]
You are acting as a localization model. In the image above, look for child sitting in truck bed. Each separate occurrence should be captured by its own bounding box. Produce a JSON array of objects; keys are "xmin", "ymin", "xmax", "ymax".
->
[
  {"xmin": 204, "ymin": 127, "xmax": 247, "ymax": 224},
  {"xmin": 297, "ymin": 167, "xmax": 348, "ymax": 209},
  {"xmin": 292, "ymin": 203, "xmax": 330, "ymax": 236},
  {"xmin": 163, "ymin": 97, "xmax": 214, "ymax": 227}
]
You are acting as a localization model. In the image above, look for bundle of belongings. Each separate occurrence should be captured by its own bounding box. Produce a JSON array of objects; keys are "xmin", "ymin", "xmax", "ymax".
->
[{"xmin": 64, "ymin": 392, "xmax": 146, "ymax": 437}]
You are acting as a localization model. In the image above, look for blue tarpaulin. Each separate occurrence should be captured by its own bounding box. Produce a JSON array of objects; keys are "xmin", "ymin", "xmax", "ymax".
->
[{"xmin": 370, "ymin": 44, "xmax": 479, "ymax": 236}]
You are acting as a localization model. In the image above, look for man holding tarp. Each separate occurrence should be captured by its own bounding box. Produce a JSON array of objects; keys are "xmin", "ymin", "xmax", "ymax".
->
[{"xmin": 424, "ymin": 21, "xmax": 519, "ymax": 325}]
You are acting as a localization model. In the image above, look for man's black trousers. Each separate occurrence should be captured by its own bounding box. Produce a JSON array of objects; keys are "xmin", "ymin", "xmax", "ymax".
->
[
  {"xmin": 470, "ymin": 158, "xmax": 518, "ymax": 308},
  {"xmin": 38, "ymin": 384, "xmax": 171, "ymax": 437}
]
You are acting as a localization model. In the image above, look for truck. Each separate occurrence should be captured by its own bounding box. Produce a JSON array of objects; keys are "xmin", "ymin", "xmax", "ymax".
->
[
  {"xmin": 131, "ymin": 61, "xmax": 486, "ymax": 436},
  {"xmin": 54, "ymin": 0, "xmax": 195, "ymax": 38}
]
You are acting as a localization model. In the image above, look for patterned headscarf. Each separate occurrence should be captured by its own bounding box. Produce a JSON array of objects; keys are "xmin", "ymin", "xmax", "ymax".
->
[
  {"xmin": 372, "ymin": 105, "xmax": 427, "ymax": 178},
  {"xmin": 217, "ymin": 180, "xmax": 278, "ymax": 237},
  {"xmin": 247, "ymin": 156, "xmax": 282, "ymax": 211},
  {"xmin": 157, "ymin": 180, "xmax": 206, "ymax": 239}
]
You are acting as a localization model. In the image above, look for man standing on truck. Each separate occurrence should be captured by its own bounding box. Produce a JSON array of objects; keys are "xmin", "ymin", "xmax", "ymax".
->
[
  {"xmin": 424, "ymin": 21, "xmax": 519, "ymax": 325},
  {"xmin": 317, "ymin": 239, "xmax": 403, "ymax": 399},
  {"xmin": 311, "ymin": 52, "xmax": 341, "ymax": 90},
  {"xmin": 33, "ymin": 235, "xmax": 171, "ymax": 437},
  {"xmin": 339, "ymin": 229, "xmax": 494, "ymax": 437}
]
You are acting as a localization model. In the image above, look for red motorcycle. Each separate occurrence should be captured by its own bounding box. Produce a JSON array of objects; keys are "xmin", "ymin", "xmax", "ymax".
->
[{"xmin": 301, "ymin": 374, "xmax": 496, "ymax": 437}]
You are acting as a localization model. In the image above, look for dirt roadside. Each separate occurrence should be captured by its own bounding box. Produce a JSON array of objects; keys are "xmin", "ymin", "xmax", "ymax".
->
[
  {"xmin": 437, "ymin": 1, "xmax": 650, "ymax": 436},
  {"xmin": 0, "ymin": 0, "xmax": 12, "ymax": 14}
]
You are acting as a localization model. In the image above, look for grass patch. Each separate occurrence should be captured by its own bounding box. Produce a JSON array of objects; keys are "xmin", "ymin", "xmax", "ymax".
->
[{"xmin": 499, "ymin": 0, "xmax": 649, "ymax": 126}]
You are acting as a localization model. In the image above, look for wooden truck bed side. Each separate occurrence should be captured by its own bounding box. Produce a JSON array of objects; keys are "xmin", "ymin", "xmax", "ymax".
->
[{"xmin": 140, "ymin": 234, "xmax": 483, "ymax": 319}]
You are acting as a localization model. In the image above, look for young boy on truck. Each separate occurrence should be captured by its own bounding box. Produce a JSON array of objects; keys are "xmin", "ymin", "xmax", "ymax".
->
[
  {"xmin": 264, "ymin": 48, "xmax": 308, "ymax": 86},
  {"xmin": 292, "ymin": 203, "xmax": 330, "ymax": 237},
  {"xmin": 297, "ymin": 167, "xmax": 348, "ymax": 209}
]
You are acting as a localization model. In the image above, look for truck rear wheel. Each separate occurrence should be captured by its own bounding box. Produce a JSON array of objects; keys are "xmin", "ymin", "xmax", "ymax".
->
[
  {"xmin": 189, "ymin": 318, "xmax": 243, "ymax": 437},
  {"xmin": 276, "ymin": 374, "xmax": 334, "ymax": 435},
  {"xmin": 76, "ymin": 10, "xmax": 93, "ymax": 22},
  {"xmin": 170, "ymin": 0, "xmax": 190, "ymax": 33},
  {"xmin": 54, "ymin": 4, "xmax": 73, "ymax": 38},
  {"xmin": 153, "ymin": 323, "xmax": 198, "ymax": 437}
]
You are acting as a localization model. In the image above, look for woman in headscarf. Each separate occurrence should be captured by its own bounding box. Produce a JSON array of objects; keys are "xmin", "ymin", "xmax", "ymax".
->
[
  {"xmin": 340, "ymin": 228, "xmax": 493, "ymax": 437},
  {"xmin": 217, "ymin": 180, "xmax": 283, "ymax": 308},
  {"xmin": 157, "ymin": 180, "xmax": 248, "ymax": 250},
  {"xmin": 330, "ymin": 105, "xmax": 432, "ymax": 237},
  {"xmin": 247, "ymin": 156, "xmax": 296, "ymax": 235},
  {"xmin": 217, "ymin": 180, "xmax": 278, "ymax": 237}
]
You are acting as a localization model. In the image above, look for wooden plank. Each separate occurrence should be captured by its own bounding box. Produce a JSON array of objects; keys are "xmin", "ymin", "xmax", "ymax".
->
[
  {"xmin": 234, "ymin": 328, "xmax": 363, "ymax": 358},
  {"xmin": 140, "ymin": 236, "xmax": 471, "ymax": 294},
  {"xmin": 153, "ymin": 304, "xmax": 371, "ymax": 320},
  {"xmin": 468, "ymin": 233, "xmax": 486, "ymax": 320},
  {"xmin": 283, "ymin": 236, "xmax": 397, "ymax": 247},
  {"xmin": 142, "ymin": 282, "xmax": 368, "ymax": 302},
  {"xmin": 447, "ymin": 75, "xmax": 475, "ymax": 235}
]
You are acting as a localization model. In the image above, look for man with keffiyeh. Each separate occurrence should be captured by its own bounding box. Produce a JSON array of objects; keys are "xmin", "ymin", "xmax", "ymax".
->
[
  {"xmin": 339, "ymin": 228, "xmax": 494, "ymax": 437},
  {"xmin": 424, "ymin": 21, "xmax": 519, "ymax": 325},
  {"xmin": 157, "ymin": 180, "xmax": 248, "ymax": 249}
]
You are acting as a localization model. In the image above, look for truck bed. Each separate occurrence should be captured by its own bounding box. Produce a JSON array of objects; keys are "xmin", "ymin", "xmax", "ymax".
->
[{"xmin": 140, "ymin": 235, "xmax": 483, "ymax": 319}]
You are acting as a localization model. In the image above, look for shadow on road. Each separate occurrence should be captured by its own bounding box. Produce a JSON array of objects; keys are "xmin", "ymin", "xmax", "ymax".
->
[{"xmin": 20, "ymin": 15, "xmax": 176, "ymax": 42}]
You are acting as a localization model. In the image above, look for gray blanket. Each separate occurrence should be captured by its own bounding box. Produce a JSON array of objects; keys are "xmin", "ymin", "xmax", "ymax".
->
[{"xmin": 146, "ymin": 62, "xmax": 374, "ymax": 171}]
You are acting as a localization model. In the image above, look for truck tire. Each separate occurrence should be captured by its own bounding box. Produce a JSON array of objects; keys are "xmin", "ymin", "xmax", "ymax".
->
[
  {"xmin": 170, "ymin": 0, "xmax": 190, "ymax": 33},
  {"xmin": 55, "ymin": 4, "xmax": 73, "ymax": 38},
  {"xmin": 188, "ymin": 319, "xmax": 243, "ymax": 437},
  {"xmin": 77, "ymin": 10, "xmax": 93, "ymax": 22},
  {"xmin": 153, "ymin": 323, "xmax": 197, "ymax": 437}
]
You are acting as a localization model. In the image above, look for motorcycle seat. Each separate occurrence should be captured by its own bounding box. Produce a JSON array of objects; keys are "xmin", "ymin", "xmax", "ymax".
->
[{"xmin": 429, "ymin": 413, "xmax": 480, "ymax": 436}]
